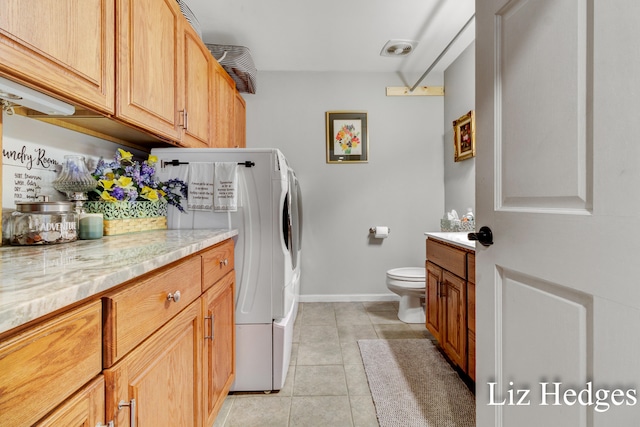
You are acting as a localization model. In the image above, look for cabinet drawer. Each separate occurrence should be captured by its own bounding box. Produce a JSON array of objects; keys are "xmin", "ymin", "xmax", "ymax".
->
[
  {"xmin": 467, "ymin": 253, "xmax": 475, "ymax": 284},
  {"xmin": 202, "ymin": 239, "xmax": 234, "ymax": 292},
  {"xmin": 103, "ymin": 255, "xmax": 202, "ymax": 367},
  {"xmin": 0, "ymin": 301, "xmax": 102, "ymax": 427},
  {"xmin": 426, "ymin": 239, "xmax": 467, "ymax": 278}
]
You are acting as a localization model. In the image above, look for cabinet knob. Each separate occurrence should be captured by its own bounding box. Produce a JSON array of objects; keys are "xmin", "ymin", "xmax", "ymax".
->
[
  {"xmin": 167, "ymin": 290, "xmax": 181, "ymax": 303},
  {"xmin": 220, "ymin": 258, "xmax": 228, "ymax": 267}
]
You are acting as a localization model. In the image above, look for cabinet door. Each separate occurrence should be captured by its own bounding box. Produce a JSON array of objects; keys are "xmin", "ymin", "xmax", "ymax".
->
[
  {"xmin": 442, "ymin": 270, "xmax": 467, "ymax": 370},
  {"xmin": 35, "ymin": 376, "xmax": 106, "ymax": 427},
  {"xmin": 467, "ymin": 255, "xmax": 476, "ymax": 381},
  {"xmin": 182, "ymin": 23, "xmax": 211, "ymax": 147},
  {"xmin": 211, "ymin": 62, "xmax": 236, "ymax": 148},
  {"xmin": 425, "ymin": 261, "xmax": 443, "ymax": 342},
  {"xmin": 0, "ymin": 301, "xmax": 102, "ymax": 427},
  {"xmin": 117, "ymin": 0, "xmax": 182, "ymax": 140},
  {"xmin": 0, "ymin": 0, "xmax": 115, "ymax": 113},
  {"xmin": 104, "ymin": 300, "xmax": 202, "ymax": 427},
  {"xmin": 202, "ymin": 271, "xmax": 235, "ymax": 427},
  {"xmin": 467, "ymin": 282, "xmax": 476, "ymax": 381},
  {"xmin": 234, "ymin": 91, "xmax": 246, "ymax": 148}
]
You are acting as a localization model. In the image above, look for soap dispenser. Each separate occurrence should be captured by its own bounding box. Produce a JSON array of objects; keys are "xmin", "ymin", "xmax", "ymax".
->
[{"xmin": 463, "ymin": 208, "xmax": 474, "ymax": 221}]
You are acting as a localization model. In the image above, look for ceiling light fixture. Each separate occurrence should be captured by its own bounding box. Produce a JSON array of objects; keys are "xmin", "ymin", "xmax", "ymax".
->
[
  {"xmin": 380, "ymin": 39, "xmax": 418, "ymax": 57},
  {"xmin": 0, "ymin": 76, "xmax": 75, "ymax": 115}
]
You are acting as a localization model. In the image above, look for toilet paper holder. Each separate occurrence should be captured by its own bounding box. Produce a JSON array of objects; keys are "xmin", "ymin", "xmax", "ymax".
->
[{"xmin": 369, "ymin": 226, "xmax": 390, "ymax": 234}]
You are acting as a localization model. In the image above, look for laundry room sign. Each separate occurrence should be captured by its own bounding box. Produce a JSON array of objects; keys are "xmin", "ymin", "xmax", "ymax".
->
[{"xmin": 2, "ymin": 141, "xmax": 64, "ymax": 205}]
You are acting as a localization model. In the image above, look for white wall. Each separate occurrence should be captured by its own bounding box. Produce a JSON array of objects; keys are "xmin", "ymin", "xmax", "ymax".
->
[
  {"xmin": 244, "ymin": 71, "xmax": 445, "ymax": 300},
  {"xmin": 2, "ymin": 112, "xmax": 143, "ymax": 209},
  {"xmin": 443, "ymin": 42, "xmax": 476, "ymax": 215}
]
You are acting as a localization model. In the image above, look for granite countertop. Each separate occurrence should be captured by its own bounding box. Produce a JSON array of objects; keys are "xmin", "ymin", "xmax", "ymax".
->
[
  {"xmin": 425, "ymin": 231, "xmax": 476, "ymax": 251},
  {"xmin": 0, "ymin": 229, "xmax": 238, "ymax": 335}
]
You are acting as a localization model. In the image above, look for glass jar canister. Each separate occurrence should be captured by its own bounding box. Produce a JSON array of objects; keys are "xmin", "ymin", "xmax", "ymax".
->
[{"xmin": 10, "ymin": 201, "xmax": 78, "ymax": 245}]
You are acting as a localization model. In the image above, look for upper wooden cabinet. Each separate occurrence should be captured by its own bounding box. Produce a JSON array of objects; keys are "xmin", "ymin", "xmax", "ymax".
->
[
  {"xmin": 234, "ymin": 91, "xmax": 247, "ymax": 148},
  {"xmin": 0, "ymin": 0, "xmax": 245, "ymax": 148},
  {"xmin": 182, "ymin": 23, "xmax": 212, "ymax": 147},
  {"xmin": 117, "ymin": 0, "xmax": 216, "ymax": 146},
  {"xmin": 0, "ymin": 0, "xmax": 115, "ymax": 114},
  {"xmin": 212, "ymin": 61, "xmax": 236, "ymax": 148},
  {"xmin": 116, "ymin": 0, "xmax": 183, "ymax": 141}
]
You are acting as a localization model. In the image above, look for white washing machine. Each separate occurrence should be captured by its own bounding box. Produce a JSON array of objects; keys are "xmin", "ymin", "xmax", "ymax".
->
[{"xmin": 152, "ymin": 147, "xmax": 302, "ymax": 391}]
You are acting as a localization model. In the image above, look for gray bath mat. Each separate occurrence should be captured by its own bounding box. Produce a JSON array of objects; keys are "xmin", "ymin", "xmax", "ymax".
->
[{"xmin": 358, "ymin": 339, "xmax": 475, "ymax": 427}]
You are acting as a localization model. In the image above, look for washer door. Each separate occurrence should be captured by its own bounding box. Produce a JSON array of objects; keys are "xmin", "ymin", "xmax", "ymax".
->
[
  {"xmin": 288, "ymin": 169, "xmax": 302, "ymax": 270},
  {"xmin": 281, "ymin": 183, "xmax": 293, "ymax": 265}
]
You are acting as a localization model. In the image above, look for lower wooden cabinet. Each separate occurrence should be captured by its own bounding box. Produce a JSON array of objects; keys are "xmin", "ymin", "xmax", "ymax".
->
[
  {"xmin": 104, "ymin": 299, "xmax": 202, "ymax": 427},
  {"xmin": 441, "ymin": 270, "xmax": 467, "ymax": 369},
  {"xmin": 0, "ymin": 301, "xmax": 102, "ymax": 427},
  {"xmin": 467, "ymin": 253, "xmax": 476, "ymax": 381},
  {"xmin": 0, "ymin": 238, "xmax": 236, "ymax": 426},
  {"xmin": 203, "ymin": 271, "xmax": 236, "ymax": 426},
  {"xmin": 425, "ymin": 238, "xmax": 474, "ymax": 379},
  {"xmin": 426, "ymin": 261, "xmax": 467, "ymax": 370},
  {"xmin": 425, "ymin": 261, "xmax": 444, "ymax": 343},
  {"xmin": 35, "ymin": 375, "xmax": 106, "ymax": 427}
]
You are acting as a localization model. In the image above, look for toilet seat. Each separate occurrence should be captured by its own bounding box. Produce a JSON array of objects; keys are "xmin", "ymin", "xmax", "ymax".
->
[{"xmin": 386, "ymin": 267, "xmax": 425, "ymax": 282}]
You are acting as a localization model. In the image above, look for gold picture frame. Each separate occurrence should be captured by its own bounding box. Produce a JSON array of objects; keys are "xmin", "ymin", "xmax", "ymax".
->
[
  {"xmin": 326, "ymin": 111, "xmax": 368, "ymax": 163},
  {"xmin": 453, "ymin": 110, "xmax": 475, "ymax": 162}
]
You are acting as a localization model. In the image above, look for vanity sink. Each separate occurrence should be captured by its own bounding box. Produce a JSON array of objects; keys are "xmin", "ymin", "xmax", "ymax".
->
[{"xmin": 424, "ymin": 231, "xmax": 476, "ymax": 250}]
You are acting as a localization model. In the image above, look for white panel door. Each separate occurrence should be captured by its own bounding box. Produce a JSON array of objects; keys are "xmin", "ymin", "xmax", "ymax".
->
[{"xmin": 476, "ymin": 0, "xmax": 640, "ymax": 426}]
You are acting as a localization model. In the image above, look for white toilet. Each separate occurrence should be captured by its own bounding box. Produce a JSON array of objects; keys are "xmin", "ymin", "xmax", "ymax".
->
[{"xmin": 386, "ymin": 267, "xmax": 426, "ymax": 323}]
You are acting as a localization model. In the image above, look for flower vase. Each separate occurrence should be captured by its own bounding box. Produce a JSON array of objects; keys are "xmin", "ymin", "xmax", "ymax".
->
[{"xmin": 83, "ymin": 200, "xmax": 167, "ymax": 235}]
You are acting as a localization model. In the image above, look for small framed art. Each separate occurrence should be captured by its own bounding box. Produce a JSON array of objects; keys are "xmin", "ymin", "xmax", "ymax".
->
[
  {"xmin": 326, "ymin": 111, "xmax": 368, "ymax": 163},
  {"xmin": 453, "ymin": 110, "xmax": 475, "ymax": 162}
]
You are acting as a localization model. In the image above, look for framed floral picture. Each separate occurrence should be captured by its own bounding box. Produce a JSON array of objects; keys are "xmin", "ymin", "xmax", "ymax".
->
[
  {"xmin": 326, "ymin": 111, "xmax": 368, "ymax": 163},
  {"xmin": 453, "ymin": 110, "xmax": 476, "ymax": 162}
]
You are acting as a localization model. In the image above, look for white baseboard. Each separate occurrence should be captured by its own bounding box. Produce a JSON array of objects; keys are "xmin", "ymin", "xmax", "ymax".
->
[{"xmin": 299, "ymin": 294, "xmax": 400, "ymax": 303}]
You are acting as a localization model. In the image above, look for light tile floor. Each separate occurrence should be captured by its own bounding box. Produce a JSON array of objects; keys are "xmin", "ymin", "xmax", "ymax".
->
[{"xmin": 213, "ymin": 301, "xmax": 436, "ymax": 427}]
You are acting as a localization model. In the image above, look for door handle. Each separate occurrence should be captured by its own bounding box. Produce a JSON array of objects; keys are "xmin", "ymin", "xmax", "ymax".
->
[{"xmin": 468, "ymin": 226, "xmax": 493, "ymax": 247}]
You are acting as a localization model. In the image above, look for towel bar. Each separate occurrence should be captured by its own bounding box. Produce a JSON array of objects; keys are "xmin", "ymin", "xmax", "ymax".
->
[{"xmin": 161, "ymin": 159, "xmax": 255, "ymax": 168}]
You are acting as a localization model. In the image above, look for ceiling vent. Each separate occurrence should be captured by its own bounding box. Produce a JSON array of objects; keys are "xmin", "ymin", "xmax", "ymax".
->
[{"xmin": 380, "ymin": 39, "xmax": 418, "ymax": 57}]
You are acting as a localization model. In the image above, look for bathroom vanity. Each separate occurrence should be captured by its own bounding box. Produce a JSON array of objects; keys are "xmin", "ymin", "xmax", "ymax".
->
[{"xmin": 424, "ymin": 232, "xmax": 475, "ymax": 381}]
